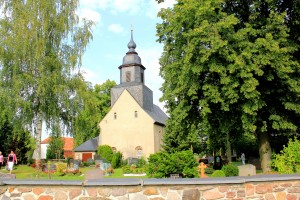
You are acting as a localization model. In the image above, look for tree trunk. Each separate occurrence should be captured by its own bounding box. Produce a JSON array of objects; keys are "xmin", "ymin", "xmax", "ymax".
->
[
  {"xmin": 257, "ymin": 132, "xmax": 272, "ymax": 173},
  {"xmin": 226, "ymin": 132, "xmax": 232, "ymax": 162},
  {"xmin": 35, "ymin": 113, "xmax": 43, "ymax": 179}
]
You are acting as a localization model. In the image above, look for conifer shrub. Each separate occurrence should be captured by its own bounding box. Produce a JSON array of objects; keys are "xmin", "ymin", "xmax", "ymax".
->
[
  {"xmin": 211, "ymin": 170, "xmax": 226, "ymax": 177},
  {"xmin": 222, "ymin": 164, "xmax": 239, "ymax": 177},
  {"xmin": 111, "ymin": 151, "xmax": 122, "ymax": 168}
]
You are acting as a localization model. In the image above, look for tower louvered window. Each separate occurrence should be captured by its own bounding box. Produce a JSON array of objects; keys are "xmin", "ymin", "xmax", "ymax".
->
[{"xmin": 126, "ymin": 71, "xmax": 131, "ymax": 82}]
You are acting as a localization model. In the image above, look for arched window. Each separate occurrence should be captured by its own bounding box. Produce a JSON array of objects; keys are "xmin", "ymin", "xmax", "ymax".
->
[
  {"xmin": 114, "ymin": 112, "xmax": 117, "ymax": 120},
  {"xmin": 112, "ymin": 147, "xmax": 117, "ymax": 153},
  {"xmin": 135, "ymin": 146, "xmax": 143, "ymax": 158}
]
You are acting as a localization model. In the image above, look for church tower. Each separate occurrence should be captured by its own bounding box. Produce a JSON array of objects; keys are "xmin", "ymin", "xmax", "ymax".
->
[{"xmin": 111, "ymin": 30, "xmax": 153, "ymax": 111}]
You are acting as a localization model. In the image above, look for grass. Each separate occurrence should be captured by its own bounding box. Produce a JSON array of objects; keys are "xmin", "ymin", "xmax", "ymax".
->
[
  {"xmin": 1, "ymin": 163, "xmax": 270, "ymax": 180},
  {"xmin": 2, "ymin": 165, "xmax": 92, "ymax": 180},
  {"xmin": 3, "ymin": 165, "xmax": 147, "ymax": 180},
  {"xmin": 105, "ymin": 168, "xmax": 147, "ymax": 178}
]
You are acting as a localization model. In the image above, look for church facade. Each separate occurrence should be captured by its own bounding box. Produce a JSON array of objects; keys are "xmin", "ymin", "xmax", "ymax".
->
[{"xmin": 98, "ymin": 31, "xmax": 168, "ymax": 159}]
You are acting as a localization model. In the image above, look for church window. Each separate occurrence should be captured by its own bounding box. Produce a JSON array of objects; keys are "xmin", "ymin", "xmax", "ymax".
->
[
  {"xmin": 112, "ymin": 147, "xmax": 117, "ymax": 153},
  {"xmin": 114, "ymin": 112, "xmax": 117, "ymax": 120},
  {"xmin": 135, "ymin": 146, "xmax": 143, "ymax": 158},
  {"xmin": 126, "ymin": 71, "xmax": 131, "ymax": 82},
  {"xmin": 141, "ymin": 72, "xmax": 144, "ymax": 83},
  {"xmin": 134, "ymin": 111, "xmax": 138, "ymax": 118}
]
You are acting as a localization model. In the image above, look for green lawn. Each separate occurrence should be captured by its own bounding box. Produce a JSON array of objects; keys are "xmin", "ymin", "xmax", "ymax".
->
[
  {"xmin": 1, "ymin": 164, "xmax": 267, "ymax": 180},
  {"xmin": 3, "ymin": 165, "xmax": 146, "ymax": 180},
  {"xmin": 2, "ymin": 165, "xmax": 92, "ymax": 180},
  {"xmin": 105, "ymin": 168, "xmax": 147, "ymax": 178}
]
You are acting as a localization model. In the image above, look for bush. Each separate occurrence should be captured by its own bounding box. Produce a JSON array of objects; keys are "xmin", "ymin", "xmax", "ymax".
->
[
  {"xmin": 204, "ymin": 167, "xmax": 214, "ymax": 174},
  {"xmin": 272, "ymin": 138, "xmax": 300, "ymax": 174},
  {"xmin": 147, "ymin": 150, "xmax": 198, "ymax": 178},
  {"xmin": 97, "ymin": 145, "xmax": 113, "ymax": 163},
  {"xmin": 136, "ymin": 157, "xmax": 147, "ymax": 168},
  {"xmin": 211, "ymin": 170, "xmax": 226, "ymax": 177},
  {"xmin": 222, "ymin": 164, "xmax": 239, "ymax": 177},
  {"xmin": 122, "ymin": 165, "xmax": 132, "ymax": 174},
  {"xmin": 55, "ymin": 162, "xmax": 67, "ymax": 176},
  {"xmin": 111, "ymin": 151, "xmax": 122, "ymax": 168}
]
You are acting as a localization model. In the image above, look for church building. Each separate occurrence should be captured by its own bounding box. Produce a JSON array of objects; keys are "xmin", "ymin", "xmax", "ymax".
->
[{"xmin": 74, "ymin": 31, "xmax": 168, "ymax": 161}]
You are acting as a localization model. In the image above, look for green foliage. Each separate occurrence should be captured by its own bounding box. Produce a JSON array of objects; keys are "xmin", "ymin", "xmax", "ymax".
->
[
  {"xmin": 211, "ymin": 170, "xmax": 226, "ymax": 178},
  {"xmin": 136, "ymin": 157, "xmax": 147, "ymax": 168},
  {"xmin": 97, "ymin": 145, "xmax": 113, "ymax": 163},
  {"xmin": 272, "ymin": 138, "xmax": 300, "ymax": 174},
  {"xmin": 147, "ymin": 150, "xmax": 198, "ymax": 178},
  {"xmin": 0, "ymin": 117, "xmax": 34, "ymax": 164},
  {"xmin": 122, "ymin": 165, "xmax": 132, "ymax": 174},
  {"xmin": 204, "ymin": 167, "xmax": 214, "ymax": 174},
  {"xmin": 73, "ymin": 80, "xmax": 116, "ymax": 146},
  {"xmin": 46, "ymin": 135, "xmax": 64, "ymax": 160},
  {"xmin": 157, "ymin": 0, "xmax": 300, "ymax": 172},
  {"xmin": 0, "ymin": 0, "xmax": 93, "ymax": 166},
  {"xmin": 55, "ymin": 162, "xmax": 67, "ymax": 176},
  {"xmin": 111, "ymin": 151, "xmax": 123, "ymax": 169},
  {"xmin": 222, "ymin": 164, "xmax": 239, "ymax": 177}
]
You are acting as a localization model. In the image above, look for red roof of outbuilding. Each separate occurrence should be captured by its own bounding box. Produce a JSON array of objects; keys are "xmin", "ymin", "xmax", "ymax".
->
[{"xmin": 41, "ymin": 137, "xmax": 74, "ymax": 151}]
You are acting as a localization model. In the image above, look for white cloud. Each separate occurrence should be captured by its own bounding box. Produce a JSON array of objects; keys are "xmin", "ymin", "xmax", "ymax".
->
[
  {"xmin": 80, "ymin": 0, "xmax": 145, "ymax": 15},
  {"xmin": 108, "ymin": 24, "xmax": 124, "ymax": 33},
  {"xmin": 146, "ymin": 0, "xmax": 176, "ymax": 19},
  {"xmin": 80, "ymin": 67, "xmax": 102, "ymax": 85},
  {"xmin": 113, "ymin": 0, "xmax": 144, "ymax": 15},
  {"xmin": 159, "ymin": 0, "xmax": 177, "ymax": 9},
  {"xmin": 77, "ymin": 8, "xmax": 102, "ymax": 24}
]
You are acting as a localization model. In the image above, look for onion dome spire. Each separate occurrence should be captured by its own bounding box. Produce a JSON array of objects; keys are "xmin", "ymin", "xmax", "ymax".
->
[{"xmin": 127, "ymin": 29, "xmax": 136, "ymax": 53}]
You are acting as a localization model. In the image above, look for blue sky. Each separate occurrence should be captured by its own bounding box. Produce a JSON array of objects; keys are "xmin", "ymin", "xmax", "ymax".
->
[{"xmin": 77, "ymin": 0, "xmax": 176, "ymax": 110}]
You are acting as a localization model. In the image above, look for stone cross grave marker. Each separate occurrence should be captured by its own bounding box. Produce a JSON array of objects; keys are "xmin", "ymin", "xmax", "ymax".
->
[{"xmin": 197, "ymin": 162, "xmax": 208, "ymax": 178}]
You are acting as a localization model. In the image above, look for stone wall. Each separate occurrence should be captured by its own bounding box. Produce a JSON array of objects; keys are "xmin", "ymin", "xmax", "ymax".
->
[{"xmin": 0, "ymin": 174, "xmax": 299, "ymax": 199}]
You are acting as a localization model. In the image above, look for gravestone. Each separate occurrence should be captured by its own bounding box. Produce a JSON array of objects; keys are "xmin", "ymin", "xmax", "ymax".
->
[
  {"xmin": 248, "ymin": 158, "xmax": 261, "ymax": 170},
  {"xmin": 238, "ymin": 164, "xmax": 256, "ymax": 176},
  {"xmin": 213, "ymin": 156, "xmax": 223, "ymax": 170},
  {"xmin": 207, "ymin": 156, "xmax": 214, "ymax": 164},
  {"xmin": 42, "ymin": 164, "xmax": 56, "ymax": 172},
  {"xmin": 197, "ymin": 162, "xmax": 208, "ymax": 178},
  {"xmin": 73, "ymin": 159, "xmax": 81, "ymax": 170},
  {"xmin": 199, "ymin": 158, "xmax": 208, "ymax": 164}
]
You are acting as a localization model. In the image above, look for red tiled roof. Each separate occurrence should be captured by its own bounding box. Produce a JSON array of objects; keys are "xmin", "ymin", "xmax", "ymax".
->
[
  {"xmin": 62, "ymin": 137, "xmax": 74, "ymax": 151},
  {"xmin": 41, "ymin": 137, "xmax": 74, "ymax": 151},
  {"xmin": 41, "ymin": 137, "xmax": 51, "ymax": 144}
]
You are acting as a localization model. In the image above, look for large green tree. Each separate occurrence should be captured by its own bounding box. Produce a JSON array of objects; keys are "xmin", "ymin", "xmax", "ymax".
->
[
  {"xmin": 73, "ymin": 79, "xmax": 116, "ymax": 147},
  {"xmin": 157, "ymin": 0, "xmax": 300, "ymax": 172},
  {"xmin": 0, "ymin": 0, "xmax": 93, "ymax": 176}
]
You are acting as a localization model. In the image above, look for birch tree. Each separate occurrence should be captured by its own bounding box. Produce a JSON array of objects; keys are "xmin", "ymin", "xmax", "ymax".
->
[{"xmin": 0, "ymin": 0, "xmax": 93, "ymax": 176}]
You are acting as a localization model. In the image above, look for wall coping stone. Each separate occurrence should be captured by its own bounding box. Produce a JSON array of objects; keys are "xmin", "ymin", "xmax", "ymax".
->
[
  {"xmin": 85, "ymin": 178, "xmax": 141, "ymax": 186},
  {"xmin": 0, "ymin": 174, "xmax": 299, "ymax": 187},
  {"xmin": 0, "ymin": 180, "xmax": 82, "ymax": 186}
]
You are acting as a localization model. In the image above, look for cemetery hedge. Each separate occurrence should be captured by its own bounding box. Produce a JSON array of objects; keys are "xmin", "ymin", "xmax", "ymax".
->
[{"xmin": 147, "ymin": 150, "xmax": 198, "ymax": 178}]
